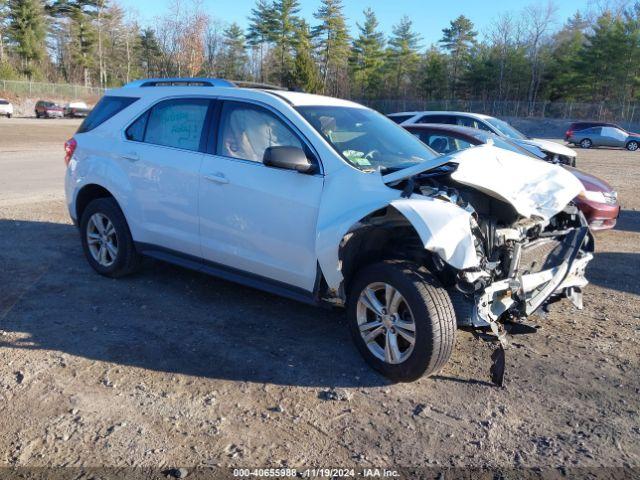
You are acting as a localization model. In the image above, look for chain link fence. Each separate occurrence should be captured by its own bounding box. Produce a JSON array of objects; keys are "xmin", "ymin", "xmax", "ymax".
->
[{"xmin": 0, "ymin": 79, "xmax": 104, "ymax": 100}]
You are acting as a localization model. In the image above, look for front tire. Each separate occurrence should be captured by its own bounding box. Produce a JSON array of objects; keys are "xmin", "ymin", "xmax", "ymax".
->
[
  {"xmin": 347, "ymin": 261, "xmax": 456, "ymax": 382},
  {"xmin": 626, "ymin": 140, "xmax": 638, "ymax": 151},
  {"xmin": 80, "ymin": 198, "xmax": 141, "ymax": 278},
  {"xmin": 580, "ymin": 138, "xmax": 592, "ymax": 149}
]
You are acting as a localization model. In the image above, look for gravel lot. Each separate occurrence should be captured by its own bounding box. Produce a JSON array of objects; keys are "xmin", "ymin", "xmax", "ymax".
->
[{"xmin": 0, "ymin": 118, "xmax": 639, "ymax": 473}]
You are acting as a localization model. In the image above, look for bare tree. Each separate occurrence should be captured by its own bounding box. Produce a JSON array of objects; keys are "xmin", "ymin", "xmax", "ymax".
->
[{"xmin": 523, "ymin": 1, "xmax": 558, "ymax": 111}]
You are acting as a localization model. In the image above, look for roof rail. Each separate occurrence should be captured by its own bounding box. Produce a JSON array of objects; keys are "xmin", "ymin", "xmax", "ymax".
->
[
  {"xmin": 122, "ymin": 78, "xmax": 236, "ymax": 88},
  {"xmin": 230, "ymin": 80, "xmax": 285, "ymax": 90}
]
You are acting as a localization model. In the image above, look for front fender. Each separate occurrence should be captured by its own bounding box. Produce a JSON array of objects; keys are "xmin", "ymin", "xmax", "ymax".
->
[{"xmin": 315, "ymin": 170, "xmax": 480, "ymax": 292}]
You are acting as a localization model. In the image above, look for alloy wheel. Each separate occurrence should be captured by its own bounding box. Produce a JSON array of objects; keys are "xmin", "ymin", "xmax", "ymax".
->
[
  {"xmin": 86, "ymin": 213, "xmax": 118, "ymax": 267},
  {"xmin": 356, "ymin": 282, "xmax": 416, "ymax": 364}
]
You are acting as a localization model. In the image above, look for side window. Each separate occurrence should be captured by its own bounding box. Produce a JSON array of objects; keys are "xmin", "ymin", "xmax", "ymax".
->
[
  {"xmin": 586, "ymin": 127, "xmax": 602, "ymax": 135},
  {"xmin": 417, "ymin": 115, "xmax": 457, "ymax": 125},
  {"xmin": 125, "ymin": 111, "xmax": 149, "ymax": 142},
  {"xmin": 602, "ymin": 127, "xmax": 626, "ymax": 140},
  {"xmin": 456, "ymin": 117, "xmax": 476, "ymax": 128},
  {"xmin": 453, "ymin": 138, "xmax": 474, "ymax": 150},
  {"xmin": 142, "ymin": 98, "xmax": 209, "ymax": 151},
  {"xmin": 474, "ymin": 120, "xmax": 493, "ymax": 132},
  {"xmin": 217, "ymin": 101, "xmax": 303, "ymax": 163},
  {"xmin": 388, "ymin": 114, "xmax": 412, "ymax": 124}
]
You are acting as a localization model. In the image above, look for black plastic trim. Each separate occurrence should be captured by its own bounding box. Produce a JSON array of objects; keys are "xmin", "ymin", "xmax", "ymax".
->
[{"xmin": 135, "ymin": 242, "xmax": 320, "ymax": 306}]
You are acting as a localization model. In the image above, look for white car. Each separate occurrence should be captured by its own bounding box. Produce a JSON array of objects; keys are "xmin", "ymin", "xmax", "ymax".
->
[
  {"xmin": 0, "ymin": 98, "xmax": 13, "ymax": 118},
  {"xmin": 64, "ymin": 78, "xmax": 593, "ymax": 383},
  {"xmin": 388, "ymin": 111, "xmax": 578, "ymax": 167}
]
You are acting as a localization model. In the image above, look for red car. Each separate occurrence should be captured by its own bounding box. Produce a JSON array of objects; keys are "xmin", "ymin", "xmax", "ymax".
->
[
  {"xmin": 35, "ymin": 100, "xmax": 64, "ymax": 119},
  {"xmin": 404, "ymin": 124, "xmax": 620, "ymax": 231},
  {"xmin": 568, "ymin": 167, "xmax": 619, "ymax": 231}
]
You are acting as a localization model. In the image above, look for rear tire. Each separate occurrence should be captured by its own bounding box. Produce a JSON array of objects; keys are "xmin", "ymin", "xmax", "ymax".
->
[
  {"xmin": 626, "ymin": 140, "xmax": 638, "ymax": 151},
  {"xmin": 347, "ymin": 261, "xmax": 456, "ymax": 382},
  {"xmin": 80, "ymin": 198, "xmax": 141, "ymax": 278},
  {"xmin": 579, "ymin": 138, "xmax": 592, "ymax": 149}
]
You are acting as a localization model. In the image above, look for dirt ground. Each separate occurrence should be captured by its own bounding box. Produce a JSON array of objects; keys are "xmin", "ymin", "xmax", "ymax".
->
[{"xmin": 0, "ymin": 118, "xmax": 639, "ymax": 474}]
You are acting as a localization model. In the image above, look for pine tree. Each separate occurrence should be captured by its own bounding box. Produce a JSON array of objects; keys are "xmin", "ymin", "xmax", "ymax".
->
[
  {"xmin": 69, "ymin": 4, "xmax": 98, "ymax": 86},
  {"xmin": 7, "ymin": 0, "xmax": 46, "ymax": 78},
  {"xmin": 577, "ymin": 13, "xmax": 627, "ymax": 102},
  {"xmin": 312, "ymin": 0, "xmax": 349, "ymax": 95},
  {"xmin": 387, "ymin": 15, "xmax": 421, "ymax": 96},
  {"xmin": 547, "ymin": 12, "xmax": 588, "ymax": 101},
  {"xmin": 439, "ymin": 15, "xmax": 477, "ymax": 98},
  {"xmin": 349, "ymin": 7, "xmax": 385, "ymax": 99},
  {"xmin": 290, "ymin": 19, "xmax": 321, "ymax": 92},
  {"xmin": 270, "ymin": 0, "xmax": 300, "ymax": 85},
  {"xmin": 221, "ymin": 22, "xmax": 248, "ymax": 80},
  {"xmin": 139, "ymin": 28, "xmax": 161, "ymax": 77},
  {"xmin": 247, "ymin": 0, "xmax": 275, "ymax": 82},
  {"xmin": 420, "ymin": 47, "xmax": 448, "ymax": 100}
]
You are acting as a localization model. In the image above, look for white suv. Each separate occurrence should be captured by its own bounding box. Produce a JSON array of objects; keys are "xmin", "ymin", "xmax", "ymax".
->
[
  {"xmin": 65, "ymin": 78, "xmax": 593, "ymax": 383},
  {"xmin": 0, "ymin": 98, "xmax": 13, "ymax": 118}
]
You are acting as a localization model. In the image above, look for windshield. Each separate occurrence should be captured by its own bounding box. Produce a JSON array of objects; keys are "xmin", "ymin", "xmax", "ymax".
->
[
  {"xmin": 485, "ymin": 117, "xmax": 528, "ymax": 140},
  {"xmin": 296, "ymin": 106, "xmax": 438, "ymax": 172}
]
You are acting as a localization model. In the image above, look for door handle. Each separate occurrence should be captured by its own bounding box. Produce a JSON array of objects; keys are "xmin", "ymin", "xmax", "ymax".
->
[
  {"xmin": 120, "ymin": 152, "xmax": 139, "ymax": 162},
  {"xmin": 204, "ymin": 172, "xmax": 229, "ymax": 184}
]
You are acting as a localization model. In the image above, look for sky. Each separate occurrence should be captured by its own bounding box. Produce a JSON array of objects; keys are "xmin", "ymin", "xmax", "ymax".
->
[{"xmin": 119, "ymin": 0, "xmax": 594, "ymax": 46}]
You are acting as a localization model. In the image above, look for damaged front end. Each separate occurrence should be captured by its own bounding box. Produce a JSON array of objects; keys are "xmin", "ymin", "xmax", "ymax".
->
[
  {"xmin": 395, "ymin": 168, "xmax": 593, "ymax": 328},
  {"xmin": 384, "ymin": 147, "xmax": 594, "ymax": 384}
]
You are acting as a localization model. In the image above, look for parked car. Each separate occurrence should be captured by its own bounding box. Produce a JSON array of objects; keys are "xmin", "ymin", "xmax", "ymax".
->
[
  {"xmin": 35, "ymin": 100, "xmax": 64, "ymax": 118},
  {"xmin": 0, "ymin": 98, "xmax": 13, "ymax": 118},
  {"xmin": 64, "ymin": 101, "xmax": 91, "ymax": 118},
  {"xmin": 65, "ymin": 78, "xmax": 593, "ymax": 383},
  {"xmin": 388, "ymin": 110, "xmax": 579, "ymax": 167},
  {"xmin": 564, "ymin": 121, "xmax": 623, "ymax": 141},
  {"xmin": 404, "ymin": 124, "xmax": 620, "ymax": 231},
  {"xmin": 567, "ymin": 125, "xmax": 640, "ymax": 151}
]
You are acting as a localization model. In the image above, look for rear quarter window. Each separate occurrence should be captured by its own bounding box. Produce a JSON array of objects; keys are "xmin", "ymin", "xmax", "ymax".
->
[{"xmin": 77, "ymin": 96, "xmax": 138, "ymax": 133}]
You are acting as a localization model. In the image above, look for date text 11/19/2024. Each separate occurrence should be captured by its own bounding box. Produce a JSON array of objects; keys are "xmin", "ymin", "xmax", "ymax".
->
[{"xmin": 232, "ymin": 468, "xmax": 401, "ymax": 477}]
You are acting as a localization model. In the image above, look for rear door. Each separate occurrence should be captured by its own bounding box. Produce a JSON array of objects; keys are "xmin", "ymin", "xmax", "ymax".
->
[
  {"xmin": 198, "ymin": 100, "xmax": 323, "ymax": 291},
  {"xmin": 121, "ymin": 97, "xmax": 210, "ymax": 256}
]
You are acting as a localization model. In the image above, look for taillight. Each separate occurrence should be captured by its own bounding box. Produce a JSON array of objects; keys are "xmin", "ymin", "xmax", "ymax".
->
[{"xmin": 64, "ymin": 138, "xmax": 77, "ymax": 166}]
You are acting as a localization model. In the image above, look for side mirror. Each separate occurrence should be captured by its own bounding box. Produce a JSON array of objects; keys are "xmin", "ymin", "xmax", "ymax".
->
[{"xmin": 263, "ymin": 146, "xmax": 316, "ymax": 174}]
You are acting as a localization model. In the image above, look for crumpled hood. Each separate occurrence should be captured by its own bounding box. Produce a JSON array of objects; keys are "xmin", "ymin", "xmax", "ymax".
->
[
  {"xmin": 516, "ymin": 138, "xmax": 577, "ymax": 158},
  {"xmin": 450, "ymin": 145, "xmax": 584, "ymax": 220},
  {"xmin": 383, "ymin": 144, "xmax": 584, "ymax": 221}
]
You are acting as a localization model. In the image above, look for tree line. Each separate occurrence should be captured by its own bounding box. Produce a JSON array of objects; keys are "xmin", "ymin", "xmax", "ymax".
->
[{"xmin": 1, "ymin": 0, "xmax": 640, "ymax": 112}]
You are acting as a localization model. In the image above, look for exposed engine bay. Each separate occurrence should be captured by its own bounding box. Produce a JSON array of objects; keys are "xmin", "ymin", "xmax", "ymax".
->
[
  {"xmin": 387, "ymin": 162, "xmax": 593, "ymax": 384},
  {"xmin": 395, "ymin": 163, "xmax": 593, "ymax": 325}
]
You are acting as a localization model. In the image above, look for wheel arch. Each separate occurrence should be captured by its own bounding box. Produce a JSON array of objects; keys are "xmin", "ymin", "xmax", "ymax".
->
[
  {"xmin": 338, "ymin": 206, "xmax": 431, "ymax": 298},
  {"xmin": 75, "ymin": 184, "xmax": 119, "ymax": 223}
]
